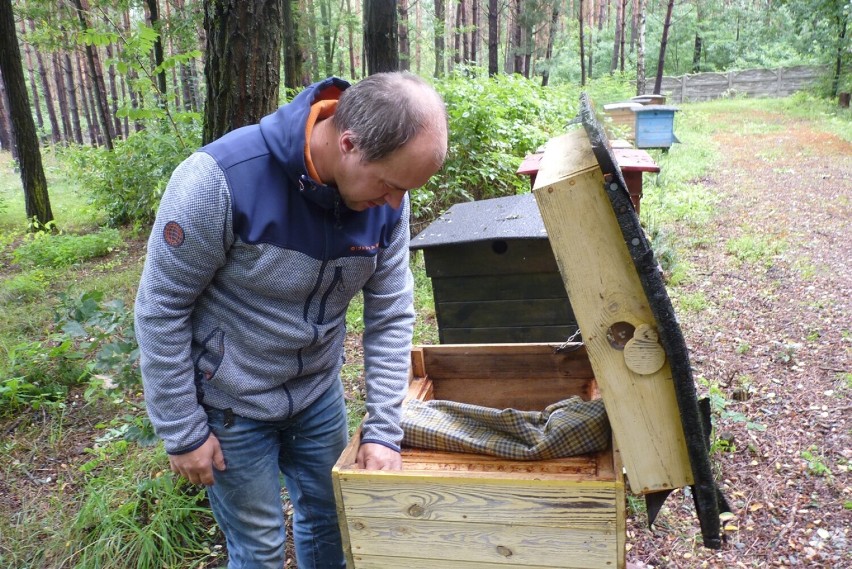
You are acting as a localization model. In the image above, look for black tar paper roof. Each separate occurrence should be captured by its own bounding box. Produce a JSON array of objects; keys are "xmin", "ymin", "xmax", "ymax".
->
[{"xmin": 410, "ymin": 193, "xmax": 548, "ymax": 250}]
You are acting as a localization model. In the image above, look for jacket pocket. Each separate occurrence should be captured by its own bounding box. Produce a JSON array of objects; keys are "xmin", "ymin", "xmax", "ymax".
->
[{"xmin": 195, "ymin": 328, "xmax": 225, "ymax": 381}]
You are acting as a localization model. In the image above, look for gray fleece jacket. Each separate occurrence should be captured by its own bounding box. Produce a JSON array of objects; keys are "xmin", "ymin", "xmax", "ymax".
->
[{"xmin": 134, "ymin": 78, "xmax": 415, "ymax": 456}]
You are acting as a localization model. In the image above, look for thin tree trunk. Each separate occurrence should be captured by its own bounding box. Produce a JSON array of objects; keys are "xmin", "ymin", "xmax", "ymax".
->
[
  {"xmin": 76, "ymin": 50, "xmax": 98, "ymax": 145},
  {"xmin": 454, "ymin": 2, "xmax": 462, "ymax": 66},
  {"xmin": 305, "ymin": 0, "xmax": 319, "ymax": 79},
  {"xmin": 346, "ymin": 0, "xmax": 357, "ymax": 78},
  {"xmin": 512, "ymin": 0, "xmax": 522, "ymax": 74},
  {"xmin": 620, "ymin": 0, "xmax": 627, "ymax": 71},
  {"xmin": 144, "ymin": 0, "xmax": 168, "ymax": 98},
  {"xmin": 831, "ymin": 14, "xmax": 847, "ymax": 97},
  {"xmin": 398, "ymin": 0, "xmax": 410, "ymax": 71},
  {"xmin": 636, "ymin": 0, "xmax": 646, "ymax": 95},
  {"xmin": 579, "ymin": 0, "xmax": 586, "ymax": 85},
  {"xmin": 0, "ymin": 0, "xmax": 53, "ymax": 226},
  {"xmin": 542, "ymin": 2, "xmax": 559, "ymax": 86},
  {"xmin": 71, "ymin": 0, "xmax": 114, "ymax": 149},
  {"xmin": 60, "ymin": 50, "xmax": 83, "ymax": 144},
  {"xmin": 283, "ymin": 0, "xmax": 303, "ymax": 88},
  {"xmin": 611, "ymin": 0, "xmax": 622, "ymax": 73},
  {"xmin": 103, "ymin": 40, "xmax": 123, "ymax": 139},
  {"xmin": 51, "ymin": 53, "xmax": 71, "ymax": 143},
  {"xmin": 434, "ymin": 0, "xmax": 445, "ymax": 76},
  {"xmin": 654, "ymin": 0, "xmax": 675, "ymax": 94},
  {"xmin": 0, "ymin": 69, "xmax": 17, "ymax": 158},
  {"xmin": 415, "ymin": 0, "xmax": 422, "ymax": 74},
  {"xmin": 488, "ymin": 0, "xmax": 498, "ymax": 75},
  {"xmin": 20, "ymin": 19, "xmax": 45, "ymax": 133},
  {"xmin": 471, "ymin": 0, "xmax": 479, "ymax": 65},
  {"xmin": 29, "ymin": 21, "xmax": 62, "ymax": 143}
]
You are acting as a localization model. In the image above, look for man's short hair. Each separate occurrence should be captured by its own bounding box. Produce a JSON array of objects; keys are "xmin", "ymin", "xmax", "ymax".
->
[{"xmin": 333, "ymin": 72, "xmax": 447, "ymax": 163}]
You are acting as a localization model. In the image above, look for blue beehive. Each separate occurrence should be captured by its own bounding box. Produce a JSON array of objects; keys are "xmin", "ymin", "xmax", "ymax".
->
[{"xmin": 634, "ymin": 105, "xmax": 679, "ymax": 149}]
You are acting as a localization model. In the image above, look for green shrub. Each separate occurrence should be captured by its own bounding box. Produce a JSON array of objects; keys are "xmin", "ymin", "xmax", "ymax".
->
[
  {"xmin": 13, "ymin": 227, "xmax": 122, "ymax": 268},
  {"xmin": 64, "ymin": 118, "xmax": 200, "ymax": 227},
  {"xmin": 418, "ymin": 69, "xmax": 577, "ymax": 223},
  {"xmin": 0, "ymin": 269, "xmax": 50, "ymax": 302}
]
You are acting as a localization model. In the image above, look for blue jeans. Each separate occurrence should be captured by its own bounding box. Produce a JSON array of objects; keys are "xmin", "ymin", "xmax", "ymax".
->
[{"xmin": 205, "ymin": 380, "xmax": 348, "ymax": 569}]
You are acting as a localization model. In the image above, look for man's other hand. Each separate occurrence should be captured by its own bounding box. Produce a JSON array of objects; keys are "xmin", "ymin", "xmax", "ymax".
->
[
  {"xmin": 169, "ymin": 434, "xmax": 226, "ymax": 485},
  {"xmin": 356, "ymin": 442, "xmax": 402, "ymax": 471}
]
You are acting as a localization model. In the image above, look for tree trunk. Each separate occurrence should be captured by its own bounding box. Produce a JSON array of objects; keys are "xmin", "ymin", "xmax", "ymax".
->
[
  {"xmin": 512, "ymin": 0, "xmax": 523, "ymax": 74},
  {"xmin": 453, "ymin": 2, "xmax": 462, "ymax": 67},
  {"xmin": 283, "ymin": 0, "xmax": 304, "ymax": 88},
  {"xmin": 318, "ymin": 0, "xmax": 334, "ymax": 77},
  {"xmin": 203, "ymin": 0, "xmax": 284, "ymax": 144},
  {"xmin": 579, "ymin": 0, "xmax": 586, "ymax": 85},
  {"xmin": 398, "ymin": 0, "xmax": 410, "ymax": 71},
  {"xmin": 29, "ymin": 21, "xmax": 62, "ymax": 144},
  {"xmin": 471, "ymin": 0, "xmax": 479, "ymax": 65},
  {"xmin": 831, "ymin": 12, "xmax": 847, "ymax": 97},
  {"xmin": 345, "ymin": 0, "xmax": 357, "ymax": 78},
  {"xmin": 103, "ymin": 40, "xmax": 123, "ymax": 139},
  {"xmin": 305, "ymin": 0, "xmax": 319, "ymax": 79},
  {"xmin": 488, "ymin": 0, "xmax": 498, "ymax": 75},
  {"xmin": 144, "ymin": 0, "xmax": 168, "ymax": 98},
  {"xmin": 415, "ymin": 0, "xmax": 422, "ymax": 74},
  {"xmin": 0, "ymin": 0, "xmax": 53, "ymax": 227},
  {"xmin": 20, "ymin": 19, "xmax": 45, "ymax": 134},
  {"xmin": 636, "ymin": 0, "xmax": 646, "ymax": 95},
  {"xmin": 434, "ymin": 0, "xmax": 445, "ymax": 76},
  {"xmin": 61, "ymin": 49, "xmax": 83, "ymax": 144},
  {"xmin": 611, "ymin": 0, "xmax": 622, "ymax": 73},
  {"xmin": 76, "ymin": 49, "xmax": 98, "ymax": 145},
  {"xmin": 541, "ymin": 2, "xmax": 560, "ymax": 86},
  {"xmin": 0, "ymin": 70, "xmax": 17, "ymax": 158},
  {"xmin": 364, "ymin": 0, "xmax": 399, "ymax": 75},
  {"xmin": 654, "ymin": 0, "xmax": 675, "ymax": 95},
  {"xmin": 71, "ymin": 0, "xmax": 114, "ymax": 150},
  {"xmin": 620, "ymin": 0, "xmax": 627, "ymax": 72},
  {"xmin": 51, "ymin": 53, "xmax": 71, "ymax": 143}
]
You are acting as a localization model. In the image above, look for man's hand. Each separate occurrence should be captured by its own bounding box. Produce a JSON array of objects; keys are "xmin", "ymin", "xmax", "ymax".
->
[
  {"xmin": 168, "ymin": 434, "xmax": 226, "ymax": 486},
  {"xmin": 356, "ymin": 442, "xmax": 402, "ymax": 471}
]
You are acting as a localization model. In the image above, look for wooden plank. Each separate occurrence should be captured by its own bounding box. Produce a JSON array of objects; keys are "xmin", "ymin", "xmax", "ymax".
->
[
  {"xmin": 440, "ymin": 326, "xmax": 579, "ymax": 345},
  {"xmin": 398, "ymin": 448, "xmax": 602, "ymax": 477},
  {"xmin": 420, "ymin": 343, "xmax": 595, "ymax": 381},
  {"xmin": 337, "ymin": 477, "xmax": 619, "ymax": 528},
  {"xmin": 532, "ymin": 130, "xmax": 693, "ymax": 493},
  {"xmin": 432, "ymin": 273, "xmax": 571, "ymax": 302},
  {"xmin": 423, "ymin": 240, "xmax": 559, "ymax": 278},
  {"xmin": 344, "ymin": 517, "xmax": 618, "ymax": 568},
  {"xmin": 435, "ymin": 298, "xmax": 575, "ymax": 328},
  {"xmin": 426, "ymin": 375, "xmax": 594, "ymax": 410},
  {"xmin": 350, "ymin": 554, "xmax": 564, "ymax": 569}
]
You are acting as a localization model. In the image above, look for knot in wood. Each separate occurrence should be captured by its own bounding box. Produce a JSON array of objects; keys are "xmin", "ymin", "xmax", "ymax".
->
[
  {"xmin": 407, "ymin": 503, "xmax": 425, "ymax": 517},
  {"xmin": 496, "ymin": 545, "xmax": 513, "ymax": 557}
]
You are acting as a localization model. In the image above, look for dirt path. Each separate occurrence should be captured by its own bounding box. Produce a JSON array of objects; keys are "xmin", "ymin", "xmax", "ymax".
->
[{"xmin": 627, "ymin": 112, "xmax": 852, "ymax": 567}]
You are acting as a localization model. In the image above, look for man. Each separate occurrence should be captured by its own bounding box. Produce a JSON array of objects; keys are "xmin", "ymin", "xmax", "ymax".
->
[{"xmin": 135, "ymin": 72, "xmax": 448, "ymax": 569}]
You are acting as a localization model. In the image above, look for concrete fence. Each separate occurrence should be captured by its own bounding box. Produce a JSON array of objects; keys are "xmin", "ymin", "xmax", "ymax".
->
[{"xmin": 649, "ymin": 66, "xmax": 831, "ymax": 102}]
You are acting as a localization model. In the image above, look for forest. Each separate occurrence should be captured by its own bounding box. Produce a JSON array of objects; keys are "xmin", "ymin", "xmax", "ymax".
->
[{"xmin": 0, "ymin": 0, "xmax": 850, "ymax": 568}]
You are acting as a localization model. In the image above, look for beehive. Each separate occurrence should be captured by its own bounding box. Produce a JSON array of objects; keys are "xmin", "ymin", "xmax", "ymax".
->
[
  {"xmin": 410, "ymin": 194, "xmax": 577, "ymax": 344},
  {"xmin": 333, "ymin": 343, "xmax": 625, "ymax": 569}
]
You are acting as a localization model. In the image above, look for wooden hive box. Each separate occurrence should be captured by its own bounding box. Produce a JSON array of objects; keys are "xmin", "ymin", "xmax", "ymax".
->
[
  {"xmin": 633, "ymin": 105, "xmax": 680, "ymax": 149},
  {"xmin": 410, "ymin": 194, "xmax": 578, "ymax": 344},
  {"xmin": 333, "ymin": 343, "xmax": 625, "ymax": 569}
]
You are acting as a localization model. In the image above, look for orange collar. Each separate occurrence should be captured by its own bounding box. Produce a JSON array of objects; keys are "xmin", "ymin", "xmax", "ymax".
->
[{"xmin": 304, "ymin": 99, "xmax": 338, "ymax": 183}]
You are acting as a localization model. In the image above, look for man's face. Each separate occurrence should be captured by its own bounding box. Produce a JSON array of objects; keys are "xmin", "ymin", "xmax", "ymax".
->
[{"xmin": 334, "ymin": 130, "xmax": 445, "ymax": 212}]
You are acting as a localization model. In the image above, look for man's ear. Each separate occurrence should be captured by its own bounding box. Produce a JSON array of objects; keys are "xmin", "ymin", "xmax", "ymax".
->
[{"xmin": 339, "ymin": 131, "xmax": 357, "ymax": 155}]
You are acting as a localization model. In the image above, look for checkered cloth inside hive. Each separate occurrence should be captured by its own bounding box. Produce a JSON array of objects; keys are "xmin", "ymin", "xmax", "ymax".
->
[{"xmin": 401, "ymin": 397, "xmax": 610, "ymax": 460}]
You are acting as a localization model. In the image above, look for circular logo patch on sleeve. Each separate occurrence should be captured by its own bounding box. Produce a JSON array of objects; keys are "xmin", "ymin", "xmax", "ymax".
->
[{"xmin": 163, "ymin": 221, "xmax": 185, "ymax": 247}]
